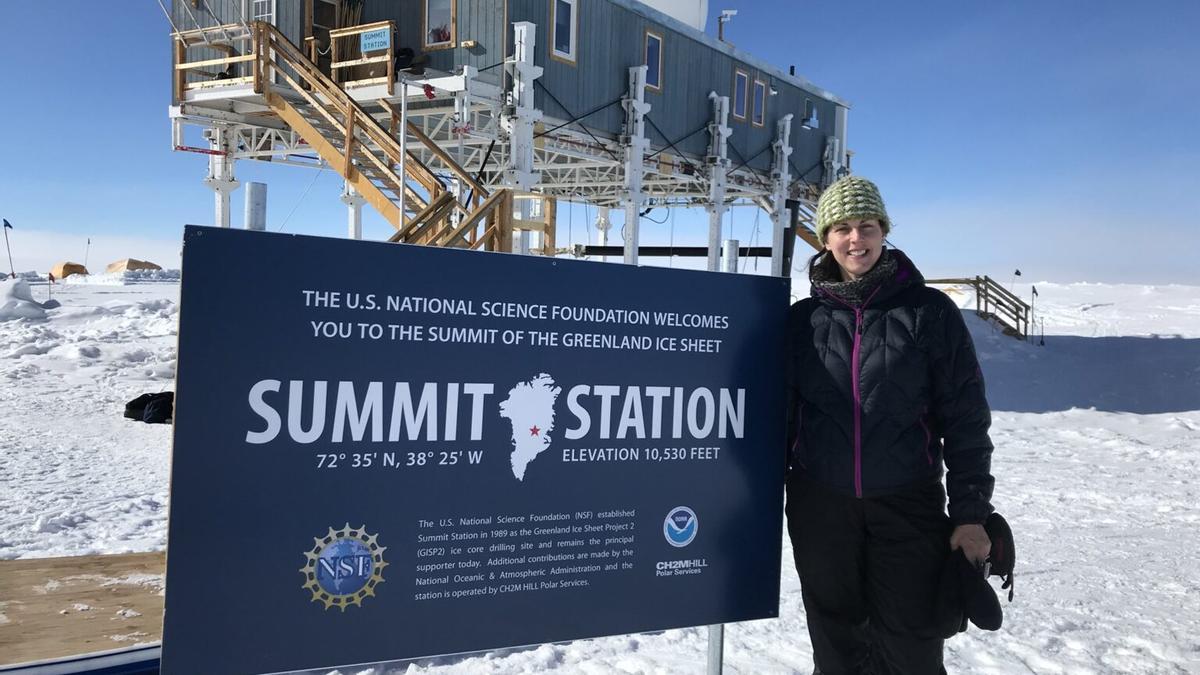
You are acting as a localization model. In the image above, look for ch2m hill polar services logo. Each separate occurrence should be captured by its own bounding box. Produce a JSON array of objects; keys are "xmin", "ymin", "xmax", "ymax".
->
[
  {"xmin": 300, "ymin": 524, "xmax": 388, "ymax": 610},
  {"xmin": 663, "ymin": 506, "xmax": 698, "ymax": 547}
]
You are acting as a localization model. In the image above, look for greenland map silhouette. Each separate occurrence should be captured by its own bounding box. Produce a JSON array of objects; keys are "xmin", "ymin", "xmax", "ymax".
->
[{"xmin": 498, "ymin": 373, "xmax": 562, "ymax": 480}]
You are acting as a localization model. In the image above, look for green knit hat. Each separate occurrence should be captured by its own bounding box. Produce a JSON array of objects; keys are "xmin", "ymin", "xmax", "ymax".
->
[{"xmin": 815, "ymin": 175, "xmax": 890, "ymax": 243}]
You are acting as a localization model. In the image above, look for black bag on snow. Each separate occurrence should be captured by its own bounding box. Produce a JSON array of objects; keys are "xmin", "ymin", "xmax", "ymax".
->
[{"xmin": 125, "ymin": 392, "xmax": 174, "ymax": 424}]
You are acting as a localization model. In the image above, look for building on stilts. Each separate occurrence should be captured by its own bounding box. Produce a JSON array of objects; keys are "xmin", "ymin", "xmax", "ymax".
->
[{"xmin": 167, "ymin": 0, "xmax": 851, "ymax": 272}]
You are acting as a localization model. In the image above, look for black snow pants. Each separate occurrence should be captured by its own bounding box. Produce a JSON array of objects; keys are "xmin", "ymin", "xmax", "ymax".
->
[{"xmin": 785, "ymin": 476, "xmax": 952, "ymax": 675}]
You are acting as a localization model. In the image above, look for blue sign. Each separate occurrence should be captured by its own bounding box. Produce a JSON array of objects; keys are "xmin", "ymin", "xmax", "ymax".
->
[
  {"xmin": 161, "ymin": 227, "xmax": 788, "ymax": 674},
  {"xmin": 360, "ymin": 28, "xmax": 390, "ymax": 53}
]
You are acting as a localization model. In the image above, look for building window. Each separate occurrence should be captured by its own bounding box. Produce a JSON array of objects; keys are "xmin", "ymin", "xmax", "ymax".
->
[
  {"xmin": 644, "ymin": 31, "xmax": 663, "ymax": 91},
  {"xmin": 551, "ymin": 0, "xmax": 578, "ymax": 63},
  {"xmin": 803, "ymin": 98, "xmax": 819, "ymax": 129},
  {"xmin": 244, "ymin": 0, "xmax": 275, "ymax": 23},
  {"xmin": 752, "ymin": 79, "xmax": 767, "ymax": 126},
  {"xmin": 424, "ymin": 0, "xmax": 455, "ymax": 49},
  {"xmin": 733, "ymin": 69, "xmax": 749, "ymax": 120}
]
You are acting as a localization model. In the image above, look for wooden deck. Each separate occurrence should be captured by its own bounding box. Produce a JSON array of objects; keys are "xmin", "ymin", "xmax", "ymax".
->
[{"xmin": 0, "ymin": 552, "xmax": 165, "ymax": 666}]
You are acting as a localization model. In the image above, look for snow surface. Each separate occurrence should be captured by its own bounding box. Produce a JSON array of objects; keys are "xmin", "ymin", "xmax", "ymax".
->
[{"xmin": 2, "ymin": 279, "xmax": 1199, "ymax": 673}]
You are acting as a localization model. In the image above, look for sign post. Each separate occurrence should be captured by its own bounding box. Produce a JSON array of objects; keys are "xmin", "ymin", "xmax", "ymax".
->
[{"xmin": 162, "ymin": 227, "xmax": 788, "ymax": 674}]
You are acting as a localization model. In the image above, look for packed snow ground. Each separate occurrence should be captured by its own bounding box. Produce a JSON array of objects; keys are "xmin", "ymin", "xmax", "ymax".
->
[{"xmin": 2, "ymin": 278, "xmax": 1199, "ymax": 673}]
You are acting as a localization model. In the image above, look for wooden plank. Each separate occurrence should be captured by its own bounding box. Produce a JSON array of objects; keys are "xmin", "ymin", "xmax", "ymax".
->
[
  {"xmin": 0, "ymin": 552, "xmax": 165, "ymax": 666},
  {"xmin": 329, "ymin": 20, "xmax": 396, "ymax": 38},
  {"xmin": 795, "ymin": 226, "xmax": 822, "ymax": 252},
  {"xmin": 184, "ymin": 76, "xmax": 256, "ymax": 90},
  {"xmin": 175, "ymin": 54, "xmax": 257, "ymax": 70},
  {"xmin": 403, "ymin": 119, "xmax": 490, "ymax": 197},
  {"xmin": 542, "ymin": 197, "xmax": 557, "ymax": 256},
  {"xmin": 343, "ymin": 76, "xmax": 392, "ymax": 87},
  {"xmin": 172, "ymin": 23, "xmax": 247, "ymax": 41},
  {"xmin": 498, "ymin": 191, "xmax": 514, "ymax": 253},
  {"xmin": 343, "ymin": 108, "xmax": 356, "ymax": 179},
  {"xmin": 412, "ymin": 193, "xmax": 461, "ymax": 243},
  {"xmin": 173, "ymin": 40, "xmax": 185, "ymax": 104},
  {"xmin": 331, "ymin": 54, "xmax": 391, "ymax": 69},
  {"xmin": 473, "ymin": 223, "xmax": 497, "ymax": 250},
  {"xmin": 389, "ymin": 191, "xmax": 455, "ymax": 243},
  {"xmin": 437, "ymin": 189, "xmax": 507, "ymax": 246}
]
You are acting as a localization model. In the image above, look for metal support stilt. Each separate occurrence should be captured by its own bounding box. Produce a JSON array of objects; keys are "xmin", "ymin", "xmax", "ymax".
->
[
  {"xmin": 502, "ymin": 22, "xmax": 541, "ymax": 191},
  {"xmin": 706, "ymin": 93, "xmax": 732, "ymax": 272},
  {"xmin": 502, "ymin": 21, "xmax": 543, "ymax": 255},
  {"xmin": 595, "ymin": 206, "xmax": 611, "ymax": 262},
  {"xmin": 721, "ymin": 239, "xmax": 739, "ymax": 274},
  {"xmin": 243, "ymin": 182, "xmax": 267, "ymax": 231},
  {"xmin": 341, "ymin": 182, "xmax": 366, "ymax": 240},
  {"xmin": 769, "ymin": 114, "xmax": 794, "ymax": 277},
  {"xmin": 622, "ymin": 65, "xmax": 650, "ymax": 265},
  {"xmin": 203, "ymin": 126, "xmax": 240, "ymax": 227}
]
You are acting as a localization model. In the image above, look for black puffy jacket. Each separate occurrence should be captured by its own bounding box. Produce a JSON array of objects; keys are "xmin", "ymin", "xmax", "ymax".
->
[{"xmin": 787, "ymin": 249, "xmax": 995, "ymax": 525}]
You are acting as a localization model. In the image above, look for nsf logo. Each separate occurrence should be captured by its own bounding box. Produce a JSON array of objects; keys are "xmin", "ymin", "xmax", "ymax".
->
[
  {"xmin": 663, "ymin": 506, "xmax": 698, "ymax": 547},
  {"xmin": 300, "ymin": 524, "xmax": 388, "ymax": 610}
]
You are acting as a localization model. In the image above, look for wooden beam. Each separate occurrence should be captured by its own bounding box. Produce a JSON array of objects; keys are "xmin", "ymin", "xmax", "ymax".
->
[
  {"xmin": 498, "ymin": 191, "xmax": 514, "ymax": 253},
  {"xmin": 542, "ymin": 197, "xmax": 557, "ymax": 256},
  {"xmin": 184, "ymin": 76, "xmax": 256, "ymax": 90},
  {"xmin": 437, "ymin": 189, "xmax": 507, "ymax": 247},
  {"xmin": 343, "ymin": 108, "xmax": 356, "ymax": 179},
  {"xmin": 404, "ymin": 195, "xmax": 459, "ymax": 245},
  {"xmin": 389, "ymin": 191, "xmax": 455, "ymax": 243},
  {"xmin": 175, "ymin": 54, "xmax": 257, "ymax": 70},
  {"xmin": 404, "ymin": 119, "xmax": 490, "ymax": 197},
  {"xmin": 330, "ymin": 54, "xmax": 391, "ymax": 69},
  {"xmin": 173, "ymin": 39, "xmax": 186, "ymax": 104},
  {"xmin": 328, "ymin": 19, "xmax": 396, "ymax": 38},
  {"xmin": 795, "ymin": 225, "xmax": 822, "ymax": 251}
]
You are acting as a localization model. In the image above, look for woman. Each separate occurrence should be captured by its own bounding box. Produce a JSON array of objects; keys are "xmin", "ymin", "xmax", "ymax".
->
[{"xmin": 786, "ymin": 175, "xmax": 996, "ymax": 674}]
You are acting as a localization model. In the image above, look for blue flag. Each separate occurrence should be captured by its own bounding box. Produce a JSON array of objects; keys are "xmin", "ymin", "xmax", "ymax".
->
[{"xmin": 2, "ymin": 219, "xmax": 11, "ymax": 229}]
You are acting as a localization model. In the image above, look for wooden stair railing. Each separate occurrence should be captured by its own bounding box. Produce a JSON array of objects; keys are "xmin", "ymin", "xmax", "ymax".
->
[{"xmin": 927, "ymin": 276, "xmax": 1031, "ymax": 340}]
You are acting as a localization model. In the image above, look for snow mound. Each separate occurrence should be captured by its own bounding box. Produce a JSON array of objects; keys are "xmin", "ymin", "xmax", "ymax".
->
[
  {"xmin": 62, "ymin": 269, "xmax": 181, "ymax": 286},
  {"xmin": 0, "ymin": 278, "xmax": 47, "ymax": 321}
]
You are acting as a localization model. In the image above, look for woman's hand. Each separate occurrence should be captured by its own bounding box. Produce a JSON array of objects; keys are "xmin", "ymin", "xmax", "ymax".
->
[{"xmin": 950, "ymin": 523, "xmax": 991, "ymax": 566}]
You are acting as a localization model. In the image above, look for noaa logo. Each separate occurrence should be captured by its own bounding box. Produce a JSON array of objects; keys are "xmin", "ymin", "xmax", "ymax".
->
[
  {"xmin": 663, "ymin": 507, "xmax": 698, "ymax": 547},
  {"xmin": 300, "ymin": 524, "xmax": 388, "ymax": 610}
]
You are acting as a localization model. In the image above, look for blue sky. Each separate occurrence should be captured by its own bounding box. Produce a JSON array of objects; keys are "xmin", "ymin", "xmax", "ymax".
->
[{"xmin": 0, "ymin": 1, "xmax": 1196, "ymax": 283}]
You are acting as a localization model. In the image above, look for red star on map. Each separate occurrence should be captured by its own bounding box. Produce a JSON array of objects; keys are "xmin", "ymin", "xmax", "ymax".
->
[{"xmin": 529, "ymin": 425, "xmax": 541, "ymax": 436}]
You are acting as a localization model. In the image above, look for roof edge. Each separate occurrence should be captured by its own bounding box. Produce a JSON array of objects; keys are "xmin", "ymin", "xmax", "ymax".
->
[{"xmin": 609, "ymin": 0, "xmax": 852, "ymax": 108}]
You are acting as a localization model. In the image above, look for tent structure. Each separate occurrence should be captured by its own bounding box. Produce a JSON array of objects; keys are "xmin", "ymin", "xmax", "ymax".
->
[
  {"xmin": 105, "ymin": 259, "xmax": 162, "ymax": 274},
  {"xmin": 51, "ymin": 262, "xmax": 89, "ymax": 279}
]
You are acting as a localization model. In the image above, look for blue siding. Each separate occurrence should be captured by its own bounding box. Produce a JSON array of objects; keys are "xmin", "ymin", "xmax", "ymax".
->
[
  {"xmin": 360, "ymin": 0, "xmax": 505, "ymax": 77},
  {"xmin": 505, "ymin": 0, "xmax": 842, "ymax": 182}
]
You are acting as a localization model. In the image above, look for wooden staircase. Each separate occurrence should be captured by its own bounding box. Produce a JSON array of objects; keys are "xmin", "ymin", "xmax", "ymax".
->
[{"xmin": 218, "ymin": 21, "xmax": 516, "ymax": 250}]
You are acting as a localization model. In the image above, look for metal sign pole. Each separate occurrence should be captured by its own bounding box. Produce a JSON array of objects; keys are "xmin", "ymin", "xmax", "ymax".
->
[
  {"xmin": 2, "ymin": 222, "xmax": 14, "ymax": 278},
  {"xmin": 706, "ymin": 236, "xmax": 741, "ymax": 675},
  {"xmin": 398, "ymin": 77, "xmax": 408, "ymax": 229},
  {"xmin": 707, "ymin": 624, "xmax": 725, "ymax": 674}
]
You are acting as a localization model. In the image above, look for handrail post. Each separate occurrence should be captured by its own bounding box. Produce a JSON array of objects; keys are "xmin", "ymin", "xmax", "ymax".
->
[
  {"xmin": 252, "ymin": 22, "xmax": 262, "ymax": 94},
  {"xmin": 331, "ymin": 32, "xmax": 340, "ymax": 83},
  {"xmin": 387, "ymin": 20, "xmax": 395, "ymax": 96},
  {"xmin": 173, "ymin": 38, "xmax": 186, "ymax": 103},
  {"xmin": 343, "ymin": 108, "xmax": 356, "ymax": 178}
]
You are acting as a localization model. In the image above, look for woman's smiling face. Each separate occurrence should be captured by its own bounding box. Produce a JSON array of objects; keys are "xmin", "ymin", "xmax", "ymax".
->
[{"xmin": 825, "ymin": 218, "xmax": 884, "ymax": 281}]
